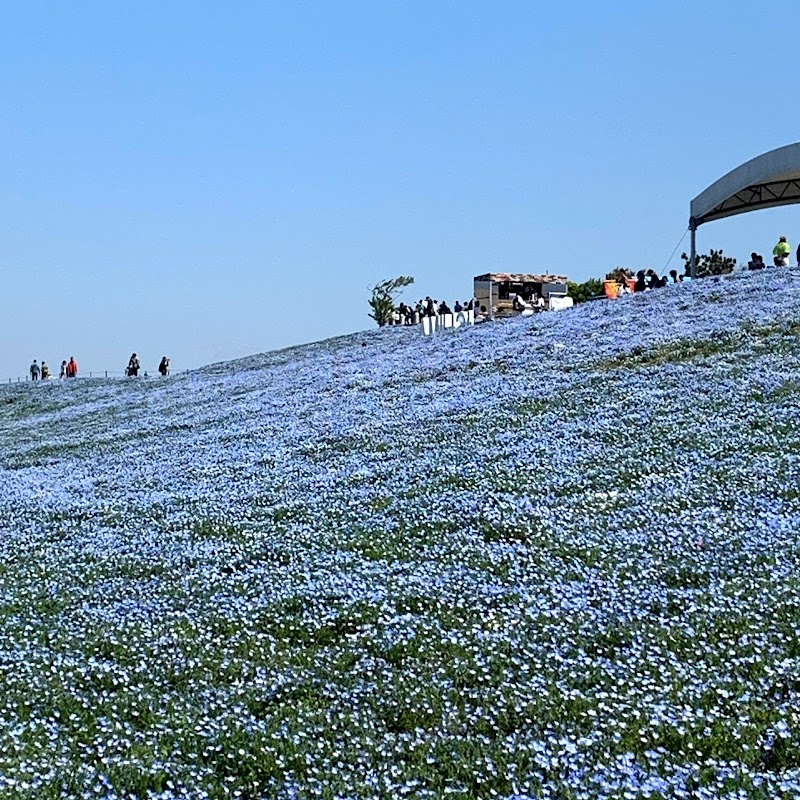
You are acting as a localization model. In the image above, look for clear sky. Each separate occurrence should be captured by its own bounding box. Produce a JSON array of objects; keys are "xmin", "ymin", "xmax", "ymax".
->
[{"xmin": 1, "ymin": 1, "xmax": 798, "ymax": 377}]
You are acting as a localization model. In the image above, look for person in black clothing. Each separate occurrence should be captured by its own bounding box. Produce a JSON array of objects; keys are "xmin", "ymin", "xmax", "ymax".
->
[
  {"xmin": 634, "ymin": 270, "xmax": 647, "ymax": 292},
  {"xmin": 158, "ymin": 356, "xmax": 170, "ymax": 376},
  {"xmin": 646, "ymin": 269, "xmax": 659, "ymax": 289},
  {"xmin": 425, "ymin": 296, "xmax": 435, "ymax": 317},
  {"xmin": 438, "ymin": 300, "xmax": 451, "ymax": 316},
  {"xmin": 127, "ymin": 353, "xmax": 140, "ymax": 377}
]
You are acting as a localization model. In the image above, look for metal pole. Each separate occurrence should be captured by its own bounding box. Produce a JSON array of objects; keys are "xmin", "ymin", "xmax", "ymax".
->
[
  {"xmin": 488, "ymin": 281, "xmax": 494, "ymax": 320},
  {"xmin": 689, "ymin": 217, "xmax": 697, "ymax": 279}
]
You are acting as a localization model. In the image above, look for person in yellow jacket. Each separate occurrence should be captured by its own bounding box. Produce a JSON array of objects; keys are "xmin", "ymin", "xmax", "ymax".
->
[{"xmin": 773, "ymin": 235, "xmax": 791, "ymax": 266}]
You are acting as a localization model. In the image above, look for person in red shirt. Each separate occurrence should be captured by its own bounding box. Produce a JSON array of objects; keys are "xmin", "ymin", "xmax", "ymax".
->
[{"xmin": 65, "ymin": 357, "xmax": 78, "ymax": 378}]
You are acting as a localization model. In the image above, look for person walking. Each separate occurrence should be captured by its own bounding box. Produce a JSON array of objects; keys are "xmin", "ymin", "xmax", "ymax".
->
[
  {"xmin": 126, "ymin": 353, "xmax": 140, "ymax": 377},
  {"xmin": 29, "ymin": 360, "xmax": 40, "ymax": 381},
  {"xmin": 773, "ymin": 235, "xmax": 791, "ymax": 266}
]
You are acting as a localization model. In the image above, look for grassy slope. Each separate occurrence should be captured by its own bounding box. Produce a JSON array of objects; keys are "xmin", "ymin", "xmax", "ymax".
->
[{"xmin": 2, "ymin": 271, "xmax": 800, "ymax": 798}]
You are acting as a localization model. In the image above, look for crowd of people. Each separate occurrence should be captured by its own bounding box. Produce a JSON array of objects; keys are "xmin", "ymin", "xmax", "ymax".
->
[
  {"xmin": 28, "ymin": 354, "xmax": 170, "ymax": 381},
  {"xmin": 628, "ymin": 268, "xmax": 690, "ymax": 294},
  {"xmin": 512, "ymin": 294, "xmax": 546, "ymax": 312},
  {"xmin": 390, "ymin": 297, "xmax": 484, "ymax": 325},
  {"xmin": 748, "ymin": 235, "xmax": 798, "ymax": 269},
  {"xmin": 393, "ymin": 272, "xmax": 692, "ymax": 322},
  {"xmin": 29, "ymin": 357, "xmax": 79, "ymax": 381}
]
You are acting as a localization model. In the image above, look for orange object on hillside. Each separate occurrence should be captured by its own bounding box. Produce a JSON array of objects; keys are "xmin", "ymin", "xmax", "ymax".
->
[{"xmin": 603, "ymin": 278, "xmax": 637, "ymax": 299}]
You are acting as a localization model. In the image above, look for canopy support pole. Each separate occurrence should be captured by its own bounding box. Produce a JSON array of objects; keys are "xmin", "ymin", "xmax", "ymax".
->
[{"xmin": 689, "ymin": 217, "xmax": 697, "ymax": 279}]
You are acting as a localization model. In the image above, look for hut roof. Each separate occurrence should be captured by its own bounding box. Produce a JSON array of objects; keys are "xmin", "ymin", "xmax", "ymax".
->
[{"xmin": 473, "ymin": 272, "xmax": 568, "ymax": 283}]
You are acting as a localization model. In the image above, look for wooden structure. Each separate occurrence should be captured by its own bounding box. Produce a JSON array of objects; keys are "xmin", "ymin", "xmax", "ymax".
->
[{"xmin": 473, "ymin": 273, "xmax": 569, "ymax": 318}]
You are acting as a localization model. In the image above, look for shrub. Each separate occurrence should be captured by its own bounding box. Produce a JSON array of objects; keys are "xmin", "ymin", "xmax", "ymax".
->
[
  {"xmin": 681, "ymin": 248, "xmax": 736, "ymax": 278},
  {"xmin": 568, "ymin": 278, "xmax": 604, "ymax": 304}
]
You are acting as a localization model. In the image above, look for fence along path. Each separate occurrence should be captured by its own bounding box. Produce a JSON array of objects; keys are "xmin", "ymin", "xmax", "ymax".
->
[{"xmin": 3, "ymin": 369, "xmax": 184, "ymax": 384}]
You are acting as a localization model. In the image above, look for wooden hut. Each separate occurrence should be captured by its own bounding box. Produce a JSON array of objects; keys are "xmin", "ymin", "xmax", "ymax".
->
[{"xmin": 473, "ymin": 273, "xmax": 569, "ymax": 318}]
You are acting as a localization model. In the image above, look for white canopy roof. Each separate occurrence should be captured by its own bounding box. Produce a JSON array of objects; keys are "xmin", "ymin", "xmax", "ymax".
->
[{"xmin": 691, "ymin": 142, "xmax": 800, "ymax": 226}]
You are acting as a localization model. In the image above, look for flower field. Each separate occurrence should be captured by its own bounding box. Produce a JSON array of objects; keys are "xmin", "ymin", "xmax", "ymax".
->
[{"xmin": 3, "ymin": 270, "xmax": 800, "ymax": 799}]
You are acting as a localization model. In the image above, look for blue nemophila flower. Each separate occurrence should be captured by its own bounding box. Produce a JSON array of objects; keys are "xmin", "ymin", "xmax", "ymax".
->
[{"xmin": 1, "ymin": 270, "xmax": 800, "ymax": 797}]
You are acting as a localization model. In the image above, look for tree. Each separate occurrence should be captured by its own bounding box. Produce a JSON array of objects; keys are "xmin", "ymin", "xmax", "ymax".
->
[
  {"xmin": 680, "ymin": 248, "xmax": 736, "ymax": 278},
  {"xmin": 368, "ymin": 276, "xmax": 415, "ymax": 327},
  {"xmin": 567, "ymin": 278, "xmax": 604, "ymax": 304},
  {"xmin": 605, "ymin": 267, "xmax": 634, "ymax": 284}
]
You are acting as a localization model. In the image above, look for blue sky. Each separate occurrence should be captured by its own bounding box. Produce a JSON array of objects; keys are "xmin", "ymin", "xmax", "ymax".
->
[{"xmin": 1, "ymin": 1, "xmax": 797, "ymax": 376}]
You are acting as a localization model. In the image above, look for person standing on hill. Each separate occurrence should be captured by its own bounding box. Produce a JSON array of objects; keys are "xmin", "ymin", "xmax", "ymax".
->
[
  {"xmin": 65, "ymin": 357, "xmax": 78, "ymax": 378},
  {"xmin": 158, "ymin": 356, "xmax": 170, "ymax": 376},
  {"xmin": 127, "ymin": 353, "xmax": 140, "ymax": 377},
  {"xmin": 773, "ymin": 235, "xmax": 791, "ymax": 266},
  {"xmin": 40, "ymin": 361, "xmax": 49, "ymax": 380},
  {"xmin": 29, "ymin": 360, "xmax": 40, "ymax": 381}
]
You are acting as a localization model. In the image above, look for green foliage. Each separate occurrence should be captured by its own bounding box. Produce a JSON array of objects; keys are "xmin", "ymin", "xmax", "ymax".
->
[
  {"xmin": 681, "ymin": 248, "xmax": 736, "ymax": 278},
  {"xmin": 567, "ymin": 278, "xmax": 604, "ymax": 304},
  {"xmin": 368, "ymin": 275, "xmax": 415, "ymax": 327}
]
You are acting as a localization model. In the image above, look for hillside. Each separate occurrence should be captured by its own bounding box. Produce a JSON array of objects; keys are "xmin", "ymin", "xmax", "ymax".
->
[{"xmin": 2, "ymin": 271, "xmax": 800, "ymax": 799}]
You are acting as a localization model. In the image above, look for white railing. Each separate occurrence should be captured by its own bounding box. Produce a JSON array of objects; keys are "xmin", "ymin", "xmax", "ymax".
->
[{"xmin": 420, "ymin": 310, "xmax": 475, "ymax": 336}]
